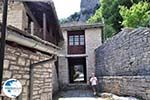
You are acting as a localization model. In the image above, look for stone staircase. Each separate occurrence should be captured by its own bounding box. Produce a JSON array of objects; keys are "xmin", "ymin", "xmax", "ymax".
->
[{"xmin": 60, "ymin": 83, "xmax": 91, "ymax": 91}]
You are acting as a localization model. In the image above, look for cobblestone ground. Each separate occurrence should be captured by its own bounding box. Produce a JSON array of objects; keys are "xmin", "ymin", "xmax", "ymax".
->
[{"xmin": 53, "ymin": 89, "xmax": 105, "ymax": 100}]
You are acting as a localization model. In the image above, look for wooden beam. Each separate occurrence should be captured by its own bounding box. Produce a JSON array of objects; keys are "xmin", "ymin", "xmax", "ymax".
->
[
  {"xmin": 43, "ymin": 13, "xmax": 46, "ymax": 40},
  {"xmin": 23, "ymin": 3, "xmax": 40, "ymax": 28},
  {"xmin": 30, "ymin": 22, "xmax": 34, "ymax": 35}
]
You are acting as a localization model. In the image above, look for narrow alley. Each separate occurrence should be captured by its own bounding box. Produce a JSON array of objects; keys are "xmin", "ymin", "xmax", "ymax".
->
[
  {"xmin": 53, "ymin": 85, "xmax": 104, "ymax": 100},
  {"xmin": 53, "ymin": 84, "xmax": 140, "ymax": 100},
  {"xmin": 0, "ymin": 0, "xmax": 150, "ymax": 100}
]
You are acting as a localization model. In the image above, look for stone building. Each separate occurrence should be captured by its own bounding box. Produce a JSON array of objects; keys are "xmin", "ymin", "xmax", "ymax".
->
[
  {"xmin": 58, "ymin": 23, "xmax": 103, "ymax": 86},
  {"xmin": 0, "ymin": 1, "xmax": 63, "ymax": 100}
]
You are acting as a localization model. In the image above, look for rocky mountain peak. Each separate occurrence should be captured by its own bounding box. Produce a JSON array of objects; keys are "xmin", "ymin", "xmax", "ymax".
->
[
  {"xmin": 60, "ymin": 0, "xmax": 100, "ymax": 24},
  {"xmin": 80, "ymin": 0, "xmax": 100, "ymax": 12},
  {"xmin": 80, "ymin": 0, "xmax": 100, "ymax": 22}
]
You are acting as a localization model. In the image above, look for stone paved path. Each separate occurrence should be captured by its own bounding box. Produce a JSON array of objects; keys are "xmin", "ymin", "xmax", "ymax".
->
[
  {"xmin": 53, "ymin": 89, "xmax": 105, "ymax": 100},
  {"xmin": 53, "ymin": 89, "xmax": 139, "ymax": 100},
  {"xmin": 53, "ymin": 84, "xmax": 138, "ymax": 100}
]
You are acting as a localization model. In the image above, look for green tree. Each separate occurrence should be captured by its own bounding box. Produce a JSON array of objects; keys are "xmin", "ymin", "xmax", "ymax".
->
[
  {"xmin": 88, "ymin": 0, "xmax": 148, "ymax": 39},
  {"xmin": 120, "ymin": 1, "xmax": 150, "ymax": 28}
]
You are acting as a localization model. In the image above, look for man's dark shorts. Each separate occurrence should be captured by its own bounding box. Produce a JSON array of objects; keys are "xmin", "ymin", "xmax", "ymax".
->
[{"xmin": 92, "ymin": 85, "xmax": 97, "ymax": 89}]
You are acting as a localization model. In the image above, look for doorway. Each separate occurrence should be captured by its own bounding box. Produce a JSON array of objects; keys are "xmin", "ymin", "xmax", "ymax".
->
[{"xmin": 68, "ymin": 57, "xmax": 86, "ymax": 83}]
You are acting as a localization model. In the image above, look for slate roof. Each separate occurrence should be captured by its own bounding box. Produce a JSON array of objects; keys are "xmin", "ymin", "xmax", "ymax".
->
[{"xmin": 61, "ymin": 22, "xmax": 104, "ymax": 31}]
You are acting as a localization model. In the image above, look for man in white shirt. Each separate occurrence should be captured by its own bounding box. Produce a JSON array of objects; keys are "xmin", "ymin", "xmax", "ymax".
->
[{"xmin": 90, "ymin": 73, "xmax": 98, "ymax": 95}]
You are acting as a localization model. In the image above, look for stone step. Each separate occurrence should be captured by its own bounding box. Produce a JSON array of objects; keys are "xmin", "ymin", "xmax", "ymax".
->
[{"xmin": 61, "ymin": 83, "xmax": 91, "ymax": 91}]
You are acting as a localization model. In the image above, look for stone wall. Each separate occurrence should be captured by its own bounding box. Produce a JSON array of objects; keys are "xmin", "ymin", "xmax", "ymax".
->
[
  {"xmin": 52, "ymin": 62, "xmax": 59, "ymax": 94},
  {"xmin": 58, "ymin": 56, "xmax": 69, "ymax": 86},
  {"xmin": 85, "ymin": 28, "xmax": 102, "ymax": 79},
  {"xmin": 98, "ymin": 76, "xmax": 150, "ymax": 100},
  {"xmin": 0, "ymin": 44, "xmax": 54, "ymax": 100},
  {"xmin": 58, "ymin": 30, "xmax": 69, "ymax": 86},
  {"xmin": 95, "ymin": 28, "xmax": 150, "ymax": 100},
  {"xmin": 96, "ymin": 28, "xmax": 150, "ymax": 76},
  {"xmin": 0, "ymin": 3, "xmax": 28, "ymax": 31}
]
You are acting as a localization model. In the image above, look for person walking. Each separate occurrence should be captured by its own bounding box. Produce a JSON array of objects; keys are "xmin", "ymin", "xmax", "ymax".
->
[{"xmin": 89, "ymin": 73, "xmax": 98, "ymax": 96}]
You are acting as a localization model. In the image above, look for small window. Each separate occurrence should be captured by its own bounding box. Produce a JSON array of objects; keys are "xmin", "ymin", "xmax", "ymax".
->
[
  {"xmin": 69, "ymin": 36, "xmax": 74, "ymax": 41},
  {"xmin": 74, "ymin": 35, "xmax": 79, "ymax": 41},
  {"xmin": 80, "ymin": 41, "xmax": 84, "ymax": 45},
  {"xmin": 68, "ymin": 34, "xmax": 85, "ymax": 46},
  {"xmin": 80, "ymin": 35, "xmax": 85, "ymax": 45},
  {"xmin": 74, "ymin": 35, "xmax": 79, "ymax": 45},
  {"xmin": 69, "ymin": 41, "xmax": 74, "ymax": 45},
  {"xmin": 80, "ymin": 35, "xmax": 84, "ymax": 38},
  {"xmin": 74, "ymin": 41, "xmax": 79, "ymax": 45},
  {"xmin": 69, "ymin": 36, "xmax": 74, "ymax": 45}
]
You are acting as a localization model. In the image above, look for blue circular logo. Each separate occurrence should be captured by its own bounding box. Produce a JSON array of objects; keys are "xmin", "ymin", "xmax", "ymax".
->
[{"xmin": 2, "ymin": 79, "xmax": 22, "ymax": 98}]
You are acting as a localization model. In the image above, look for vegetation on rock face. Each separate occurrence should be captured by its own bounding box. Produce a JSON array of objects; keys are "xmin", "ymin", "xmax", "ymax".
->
[
  {"xmin": 120, "ymin": 1, "xmax": 150, "ymax": 28},
  {"xmin": 88, "ymin": 0, "xmax": 150, "ymax": 40},
  {"xmin": 59, "ymin": 12, "xmax": 80, "ymax": 24}
]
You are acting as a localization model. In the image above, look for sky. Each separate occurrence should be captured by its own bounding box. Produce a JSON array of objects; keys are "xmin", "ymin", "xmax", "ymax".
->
[{"xmin": 53, "ymin": 0, "xmax": 81, "ymax": 19}]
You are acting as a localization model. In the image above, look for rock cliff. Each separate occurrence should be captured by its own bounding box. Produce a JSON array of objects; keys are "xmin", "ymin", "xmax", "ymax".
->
[
  {"xmin": 80, "ymin": 0, "xmax": 100, "ymax": 21},
  {"xmin": 60, "ymin": 0, "xmax": 100, "ymax": 24}
]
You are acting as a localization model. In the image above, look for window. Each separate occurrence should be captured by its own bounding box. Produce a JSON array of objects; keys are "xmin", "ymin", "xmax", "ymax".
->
[
  {"xmin": 68, "ymin": 34, "xmax": 85, "ymax": 46},
  {"xmin": 69, "ymin": 36, "xmax": 74, "ymax": 45},
  {"xmin": 80, "ymin": 35, "xmax": 85, "ymax": 45},
  {"xmin": 74, "ymin": 35, "xmax": 79, "ymax": 45}
]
